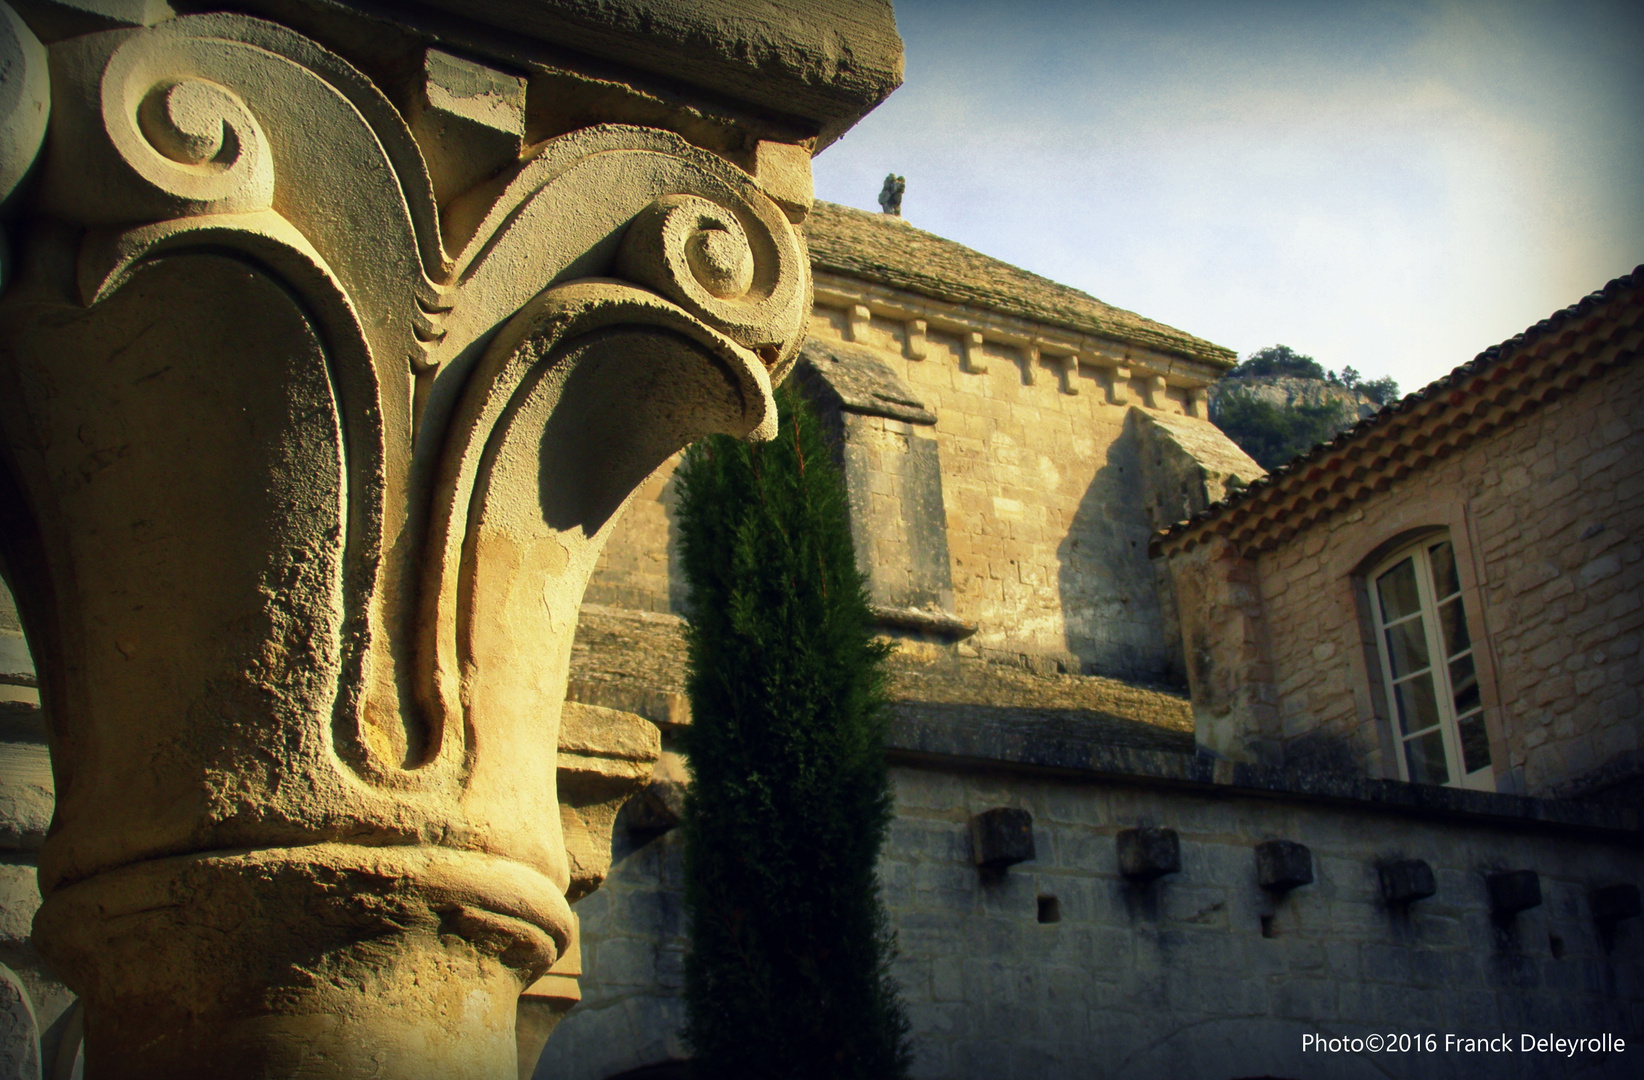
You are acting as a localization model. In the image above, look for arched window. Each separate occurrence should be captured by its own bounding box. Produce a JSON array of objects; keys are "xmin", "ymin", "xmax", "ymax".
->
[{"xmin": 1369, "ymin": 535, "xmax": 1492, "ymax": 789}]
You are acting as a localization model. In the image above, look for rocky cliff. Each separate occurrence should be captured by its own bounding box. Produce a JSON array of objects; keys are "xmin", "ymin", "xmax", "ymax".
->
[{"xmin": 1207, "ymin": 375, "xmax": 1379, "ymax": 419}]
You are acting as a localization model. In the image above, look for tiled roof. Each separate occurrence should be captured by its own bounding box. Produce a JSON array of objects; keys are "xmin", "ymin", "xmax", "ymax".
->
[
  {"xmin": 804, "ymin": 201, "xmax": 1236, "ymax": 368},
  {"xmin": 1152, "ymin": 266, "xmax": 1644, "ymax": 557}
]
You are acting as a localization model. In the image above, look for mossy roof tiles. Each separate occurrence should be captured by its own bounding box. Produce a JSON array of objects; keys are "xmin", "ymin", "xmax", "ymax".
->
[{"xmin": 804, "ymin": 200, "xmax": 1236, "ymax": 368}]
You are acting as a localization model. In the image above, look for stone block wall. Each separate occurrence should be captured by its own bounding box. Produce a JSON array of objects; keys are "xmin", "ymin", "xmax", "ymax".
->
[
  {"xmin": 820, "ymin": 308, "xmax": 1193, "ymax": 680},
  {"xmin": 536, "ymin": 831, "xmax": 692, "ymax": 1079},
  {"xmin": 583, "ymin": 452, "xmax": 687, "ymax": 616},
  {"xmin": 584, "ymin": 298, "xmax": 1252, "ymax": 684},
  {"xmin": 539, "ymin": 763, "xmax": 1644, "ymax": 1080},
  {"xmin": 1248, "ymin": 358, "xmax": 1643, "ymax": 794},
  {"xmin": 839, "ymin": 411, "xmax": 954, "ymax": 612},
  {"xmin": 0, "ymin": 577, "xmax": 73, "ymax": 1060}
]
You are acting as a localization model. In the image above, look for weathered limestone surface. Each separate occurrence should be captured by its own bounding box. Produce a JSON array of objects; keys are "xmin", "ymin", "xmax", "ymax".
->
[
  {"xmin": 543, "ymin": 755, "xmax": 1644, "ymax": 1080},
  {"xmin": 805, "ymin": 231, "xmax": 1233, "ymax": 680},
  {"xmin": 1134, "ymin": 410, "xmax": 1264, "ymax": 533},
  {"xmin": 565, "ymin": 600, "xmax": 1196, "ymax": 740},
  {"xmin": 802, "ymin": 201, "xmax": 1234, "ymax": 367},
  {"xmin": 587, "ymin": 203, "xmax": 1252, "ymax": 683},
  {"xmin": 0, "ymin": 963, "xmax": 41, "ymax": 1080},
  {"xmin": 1135, "ymin": 409, "xmax": 1266, "ymax": 704},
  {"xmin": 0, "ymin": 0, "xmax": 900, "ymax": 1074},
  {"xmin": 1208, "ymin": 374, "xmax": 1380, "ymax": 420},
  {"xmin": 1175, "ymin": 349, "xmax": 1643, "ymax": 792},
  {"xmin": 0, "ymin": 579, "xmax": 74, "ymax": 1075},
  {"xmin": 1156, "ymin": 275, "xmax": 1643, "ymax": 799},
  {"xmin": 797, "ymin": 336, "xmax": 959, "ymax": 623},
  {"xmin": 305, "ymin": 0, "xmax": 906, "ymax": 151},
  {"xmin": 1163, "ymin": 537, "xmax": 1279, "ymax": 765}
]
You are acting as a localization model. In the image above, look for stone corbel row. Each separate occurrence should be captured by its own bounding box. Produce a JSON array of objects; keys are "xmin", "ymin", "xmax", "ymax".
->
[
  {"xmin": 969, "ymin": 814, "xmax": 1642, "ymax": 931},
  {"xmin": 821, "ymin": 290, "xmax": 1213, "ymax": 415}
]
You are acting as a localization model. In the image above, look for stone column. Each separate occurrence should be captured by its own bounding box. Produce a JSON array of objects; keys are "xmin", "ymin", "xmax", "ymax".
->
[{"xmin": 0, "ymin": 3, "xmax": 900, "ymax": 1076}]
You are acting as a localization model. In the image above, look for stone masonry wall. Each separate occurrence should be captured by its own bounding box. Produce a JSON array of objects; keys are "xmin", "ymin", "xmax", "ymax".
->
[
  {"xmin": 0, "ymin": 578, "xmax": 73, "ymax": 1053},
  {"xmin": 584, "ymin": 300, "xmax": 1240, "ymax": 683},
  {"xmin": 583, "ymin": 451, "xmax": 687, "ymax": 616},
  {"xmin": 812, "ymin": 307, "xmax": 1189, "ymax": 681},
  {"xmin": 1250, "ymin": 359, "xmax": 1643, "ymax": 795},
  {"xmin": 539, "ymin": 764, "xmax": 1644, "ymax": 1080}
]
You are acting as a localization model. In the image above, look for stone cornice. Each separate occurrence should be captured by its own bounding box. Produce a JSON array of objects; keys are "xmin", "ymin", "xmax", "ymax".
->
[
  {"xmin": 1152, "ymin": 266, "xmax": 1644, "ymax": 560},
  {"xmin": 813, "ymin": 272, "xmax": 1229, "ymax": 392},
  {"xmin": 203, "ymin": 0, "xmax": 903, "ymax": 149}
]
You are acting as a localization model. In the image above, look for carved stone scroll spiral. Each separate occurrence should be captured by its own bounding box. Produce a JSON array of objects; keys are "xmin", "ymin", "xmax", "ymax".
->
[
  {"xmin": 433, "ymin": 126, "xmax": 812, "ymax": 399},
  {"xmin": 42, "ymin": 30, "xmax": 273, "ymax": 225},
  {"xmin": 419, "ymin": 281, "xmax": 778, "ymax": 800},
  {"xmin": 616, "ymin": 192, "xmax": 799, "ymax": 364}
]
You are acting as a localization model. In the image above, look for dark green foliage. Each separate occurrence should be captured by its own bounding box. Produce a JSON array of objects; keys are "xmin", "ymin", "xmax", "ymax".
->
[
  {"xmin": 1229, "ymin": 344, "xmax": 1326, "ymax": 381},
  {"xmin": 1326, "ymin": 364, "xmax": 1401, "ymax": 404},
  {"xmin": 1211, "ymin": 389, "xmax": 1355, "ymax": 470},
  {"xmin": 676, "ymin": 384, "xmax": 911, "ymax": 1080},
  {"xmin": 1216, "ymin": 344, "xmax": 1402, "ymax": 468},
  {"xmin": 1359, "ymin": 375, "xmax": 1401, "ymax": 405}
]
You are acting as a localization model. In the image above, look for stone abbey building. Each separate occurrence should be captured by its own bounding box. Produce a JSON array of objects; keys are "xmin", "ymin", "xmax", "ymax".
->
[
  {"xmin": 0, "ymin": 0, "xmax": 1639, "ymax": 1077},
  {"xmin": 542, "ymin": 202, "xmax": 1644, "ymax": 1078}
]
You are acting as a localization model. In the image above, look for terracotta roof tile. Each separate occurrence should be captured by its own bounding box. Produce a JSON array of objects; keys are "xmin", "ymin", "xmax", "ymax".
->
[
  {"xmin": 1153, "ymin": 265, "xmax": 1644, "ymax": 556},
  {"xmin": 804, "ymin": 201, "xmax": 1236, "ymax": 368}
]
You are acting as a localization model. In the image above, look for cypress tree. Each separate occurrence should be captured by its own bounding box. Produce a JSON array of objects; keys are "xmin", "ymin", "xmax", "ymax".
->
[{"xmin": 676, "ymin": 384, "xmax": 911, "ymax": 1079}]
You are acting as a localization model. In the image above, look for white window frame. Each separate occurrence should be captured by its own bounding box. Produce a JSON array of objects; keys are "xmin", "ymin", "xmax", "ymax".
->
[{"xmin": 1368, "ymin": 535, "xmax": 1493, "ymax": 791}]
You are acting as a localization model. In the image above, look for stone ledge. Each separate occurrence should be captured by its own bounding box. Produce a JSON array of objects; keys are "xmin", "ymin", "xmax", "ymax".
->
[
  {"xmin": 886, "ymin": 709, "xmax": 1642, "ymax": 837},
  {"xmin": 295, "ymin": 0, "xmax": 905, "ymax": 147}
]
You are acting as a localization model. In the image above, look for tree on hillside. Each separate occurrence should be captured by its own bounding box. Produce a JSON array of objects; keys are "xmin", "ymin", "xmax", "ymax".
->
[
  {"xmin": 1211, "ymin": 390, "xmax": 1352, "ymax": 470},
  {"xmin": 1215, "ymin": 344, "xmax": 1402, "ymax": 468},
  {"xmin": 675, "ymin": 384, "xmax": 911, "ymax": 1080},
  {"xmin": 1358, "ymin": 375, "xmax": 1401, "ymax": 405},
  {"xmin": 1228, "ymin": 344, "xmax": 1326, "ymax": 381}
]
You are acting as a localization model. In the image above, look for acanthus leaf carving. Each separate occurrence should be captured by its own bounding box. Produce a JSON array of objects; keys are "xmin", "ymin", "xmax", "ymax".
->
[
  {"xmin": 417, "ymin": 280, "xmax": 776, "ymax": 890},
  {"xmin": 16, "ymin": 13, "xmax": 809, "ymax": 797}
]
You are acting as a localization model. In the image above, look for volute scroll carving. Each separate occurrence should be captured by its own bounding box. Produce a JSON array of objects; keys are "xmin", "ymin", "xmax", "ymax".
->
[
  {"xmin": 616, "ymin": 191, "xmax": 808, "ymax": 375},
  {"xmin": 421, "ymin": 122, "xmax": 812, "ymax": 425},
  {"xmin": 42, "ymin": 29, "xmax": 275, "ymax": 223}
]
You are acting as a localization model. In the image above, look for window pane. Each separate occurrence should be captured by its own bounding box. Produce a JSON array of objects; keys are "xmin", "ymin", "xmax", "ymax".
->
[
  {"xmin": 1405, "ymin": 729, "xmax": 1451, "ymax": 785},
  {"xmin": 1449, "ymin": 653, "xmax": 1481, "ymax": 715},
  {"xmin": 1384, "ymin": 617, "xmax": 1430, "ymax": 678},
  {"xmin": 1376, "ymin": 558, "xmax": 1421, "ymax": 623},
  {"xmin": 1437, "ymin": 596, "xmax": 1471, "ymax": 659},
  {"xmin": 1428, "ymin": 540, "xmax": 1461, "ymax": 599},
  {"xmin": 1458, "ymin": 714, "xmax": 1492, "ymax": 774},
  {"xmin": 1393, "ymin": 672, "xmax": 1441, "ymax": 735}
]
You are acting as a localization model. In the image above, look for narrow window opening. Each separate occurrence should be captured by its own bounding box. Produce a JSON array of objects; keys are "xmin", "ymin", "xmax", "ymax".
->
[
  {"xmin": 1369, "ymin": 535, "xmax": 1493, "ymax": 790},
  {"xmin": 1260, "ymin": 915, "xmax": 1277, "ymax": 939},
  {"xmin": 1549, "ymin": 934, "xmax": 1565, "ymax": 959},
  {"xmin": 1036, "ymin": 895, "xmax": 1061, "ymax": 924}
]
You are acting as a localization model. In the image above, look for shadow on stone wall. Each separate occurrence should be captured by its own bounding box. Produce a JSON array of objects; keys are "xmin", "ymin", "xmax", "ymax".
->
[
  {"xmin": 1108, "ymin": 1017, "xmax": 1383, "ymax": 1080},
  {"xmin": 1056, "ymin": 412, "xmax": 1176, "ymax": 685},
  {"xmin": 662, "ymin": 468, "xmax": 689, "ymax": 616}
]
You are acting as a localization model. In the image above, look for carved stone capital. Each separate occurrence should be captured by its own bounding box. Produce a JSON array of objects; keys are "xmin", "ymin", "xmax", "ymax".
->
[{"xmin": 0, "ymin": 1, "xmax": 851, "ymax": 1072}]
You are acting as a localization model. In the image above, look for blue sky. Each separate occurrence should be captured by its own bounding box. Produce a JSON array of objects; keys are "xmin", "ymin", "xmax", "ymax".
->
[{"xmin": 812, "ymin": 0, "xmax": 1644, "ymax": 393}]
